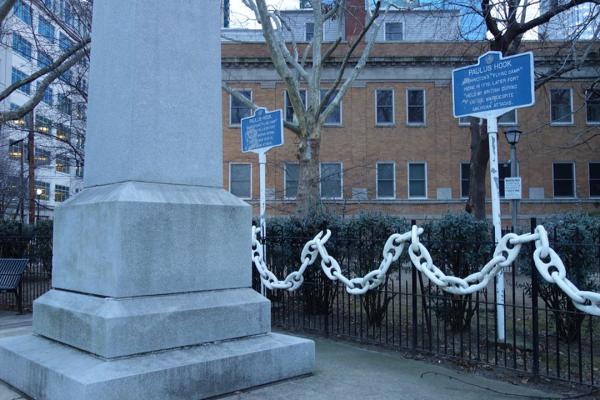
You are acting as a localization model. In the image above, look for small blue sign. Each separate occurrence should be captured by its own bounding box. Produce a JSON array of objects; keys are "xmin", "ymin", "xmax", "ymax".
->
[
  {"xmin": 241, "ymin": 108, "xmax": 284, "ymax": 153},
  {"xmin": 452, "ymin": 51, "xmax": 535, "ymax": 118}
]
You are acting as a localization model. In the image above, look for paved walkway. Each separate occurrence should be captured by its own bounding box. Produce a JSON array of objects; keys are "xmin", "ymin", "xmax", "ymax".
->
[{"xmin": 0, "ymin": 311, "xmax": 573, "ymax": 400}]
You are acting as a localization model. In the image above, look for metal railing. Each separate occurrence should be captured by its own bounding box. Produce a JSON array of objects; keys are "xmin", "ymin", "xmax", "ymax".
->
[{"xmin": 254, "ymin": 218, "xmax": 600, "ymax": 387}]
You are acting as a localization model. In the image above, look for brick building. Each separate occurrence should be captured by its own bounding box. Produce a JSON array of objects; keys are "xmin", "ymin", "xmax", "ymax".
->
[{"xmin": 221, "ymin": 4, "xmax": 600, "ymax": 223}]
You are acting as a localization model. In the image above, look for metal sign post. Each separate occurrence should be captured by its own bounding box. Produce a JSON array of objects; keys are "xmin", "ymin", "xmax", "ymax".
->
[
  {"xmin": 452, "ymin": 51, "xmax": 535, "ymax": 341},
  {"xmin": 241, "ymin": 108, "xmax": 284, "ymax": 296}
]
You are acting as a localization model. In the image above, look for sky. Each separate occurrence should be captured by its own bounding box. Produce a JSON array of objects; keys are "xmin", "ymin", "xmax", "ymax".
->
[{"xmin": 229, "ymin": 0, "xmax": 298, "ymax": 28}]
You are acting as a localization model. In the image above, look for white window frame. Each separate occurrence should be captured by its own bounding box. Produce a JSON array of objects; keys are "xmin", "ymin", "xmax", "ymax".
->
[
  {"xmin": 284, "ymin": 162, "xmax": 299, "ymax": 200},
  {"xmin": 460, "ymin": 161, "xmax": 470, "ymax": 199},
  {"xmin": 319, "ymin": 162, "xmax": 343, "ymax": 200},
  {"xmin": 229, "ymin": 89, "xmax": 253, "ymax": 127},
  {"xmin": 305, "ymin": 22, "xmax": 314, "ymax": 42},
  {"xmin": 589, "ymin": 161, "xmax": 600, "ymax": 198},
  {"xmin": 374, "ymin": 89, "xmax": 395, "ymax": 126},
  {"xmin": 406, "ymin": 88, "xmax": 426, "ymax": 126},
  {"xmin": 384, "ymin": 22, "xmax": 404, "ymax": 41},
  {"xmin": 549, "ymin": 88, "xmax": 574, "ymax": 126},
  {"xmin": 228, "ymin": 162, "xmax": 252, "ymax": 200},
  {"xmin": 283, "ymin": 89, "xmax": 307, "ymax": 123},
  {"xmin": 407, "ymin": 161, "xmax": 428, "ymax": 199},
  {"xmin": 497, "ymin": 109, "xmax": 518, "ymax": 126},
  {"xmin": 320, "ymin": 89, "xmax": 343, "ymax": 127},
  {"xmin": 585, "ymin": 89, "xmax": 600, "ymax": 125},
  {"xmin": 376, "ymin": 161, "xmax": 396, "ymax": 199},
  {"xmin": 552, "ymin": 161, "xmax": 576, "ymax": 199}
]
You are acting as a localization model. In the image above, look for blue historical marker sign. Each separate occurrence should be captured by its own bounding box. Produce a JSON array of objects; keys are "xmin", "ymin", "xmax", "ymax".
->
[
  {"xmin": 241, "ymin": 108, "xmax": 284, "ymax": 153},
  {"xmin": 452, "ymin": 51, "xmax": 535, "ymax": 118}
]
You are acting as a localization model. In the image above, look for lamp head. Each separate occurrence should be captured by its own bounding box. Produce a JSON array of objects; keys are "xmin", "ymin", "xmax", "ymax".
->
[{"xmin": 504, "ymin": 127, "xmax": 522, "ymax": 146}]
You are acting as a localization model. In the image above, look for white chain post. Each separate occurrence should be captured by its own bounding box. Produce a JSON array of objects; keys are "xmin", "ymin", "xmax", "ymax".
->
[{"xmin": 251, "ymin": 224, "xmax": 600, "ymax": 317}]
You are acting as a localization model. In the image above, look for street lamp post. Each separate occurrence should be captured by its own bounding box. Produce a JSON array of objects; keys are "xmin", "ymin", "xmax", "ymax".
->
[
  {"xmin": 504, "ymin": 127, "xmax": 522, "ymax": 232},
  {"xmin": 35, "ymin": 188, "xmax": 43, "ymax": 223}
]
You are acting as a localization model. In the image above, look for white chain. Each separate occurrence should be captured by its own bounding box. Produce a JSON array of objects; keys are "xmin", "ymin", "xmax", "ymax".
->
[{"xmin": 250, "ymin": 225, "xmax": 600, "ymax": 316}]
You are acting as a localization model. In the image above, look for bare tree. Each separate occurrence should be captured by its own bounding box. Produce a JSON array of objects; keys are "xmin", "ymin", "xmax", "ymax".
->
[
  {"xmin": 452, "ymin": 0, "xmax": 600, "ymax": 219},
  {"xmin": 224, "ymin": 0, "xmax": 386, "ymax": 216}
]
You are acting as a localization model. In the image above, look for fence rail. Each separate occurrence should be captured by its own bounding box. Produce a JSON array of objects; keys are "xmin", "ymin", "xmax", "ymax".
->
[
  {"xmin": 0, "ymin": 235, "xmax": 52, "ymax": 312},
  {"xmin": 255, "ymin": 218, "xmax": 600, "ymax": 387}
]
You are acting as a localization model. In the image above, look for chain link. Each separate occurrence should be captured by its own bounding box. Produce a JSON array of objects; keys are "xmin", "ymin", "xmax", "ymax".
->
[{"xmin": 251, "ymin": 224, "xmax": 600, "ymax": 316}]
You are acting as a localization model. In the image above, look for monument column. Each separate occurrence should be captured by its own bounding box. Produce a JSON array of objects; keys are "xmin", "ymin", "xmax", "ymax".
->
[{"xmin": 0, "ymin": 1, "xmax": 314, "ymax": 399}]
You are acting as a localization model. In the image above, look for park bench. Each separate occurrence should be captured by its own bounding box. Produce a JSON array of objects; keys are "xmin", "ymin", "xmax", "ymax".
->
[{"xmin": 0, "ymin": 259, "xmax": 29, "ymax": 314}]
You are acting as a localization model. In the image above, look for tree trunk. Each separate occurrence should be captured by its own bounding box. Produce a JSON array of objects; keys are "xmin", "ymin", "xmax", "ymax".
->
[
  {"xmin": 296, "ymin": 137, "xmax": 321, "ymax": 217},
  {"xmin": 466, "ymin": 119, "xmax": 489, "ymax": 220}
]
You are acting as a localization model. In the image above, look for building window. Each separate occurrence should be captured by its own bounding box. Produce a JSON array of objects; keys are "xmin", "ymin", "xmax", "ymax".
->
[
  {"xmin": 55, "ymin": 185, "xmax": 69, "ymax": 202},
  {"xmin": 38, "ymin": 16, "xmax": 55, "ymax": 41},
  {"xmin": 460, "ymin": 162, "xmax": 470, "ymax": 198},
  {"xmin": 408, "ymin": 162, "xmax": 427, "ymax": 198},
  {"xmin": 498, "ymin": 109, "xmax": 517, "ymax": 126},
  {"xmin": 458, "ymin": 116, "xmax": 482, "ymax": 126},
  {"xmin": 406, "ymin": 89, "xmax": 425, "ymax": 125},
  {"xmin": 75, "ymin": 160, "xmax": 83, "ymax": 177},
  {"xmin": 12, "ymin": 33, "xmax": 32, "ymax": 60},
  {"xmin": 305, "ymin": 22, "xmax": 314, "ymax": 41},
  {"xmin": 284, "ymin": 163, "xmax": 299, "ymax": 199},
  {"xmin": 284, "ymin": 89, "xmax": 306, "ymax": 123},
  {"xmin": 8, "ymin": 140, "xmax": 23, "ymax": 160},
  {"xmin": 35, "ymin": 148, "xmax": 51, "ymax": 167},
  {"xmin": 38, "ymin": 52, "xmax": 52, "ymax": 68},
  {"xmin": 229, "ymin": 163, "xmax": 251, "ymax": 199},
  {"xmin": 384, "ymin": 22, "xmax": 403, "ymax": 41},
  {"xmin": 375, "ymin": 89, "xmax": 394, "ymax": 125},
  {"xmin": 376, "ymin": 162, "xmax": 395, "ymax": 199},
  {"xmin": 35, "ymin": 115, "xmax": 51, "ymax": 133},
  {"xmin": 40, "ymin": 84, "xmax": 53, "ymax": 106},
  {"xmin": 320, "ymin": 89, "xmax": 342, "ymax": 126},
  {"xmin": 550, "ymin": 88, "xmax": 573, "ymax": 124},
  {"xmin": 11, "ymin": 68, "xmax": 30, "ymax": 95},
  {"xmin": 55, "ymin": 154, "xmax": 69, "ymax": 173},
  {"xmin": 35, "ymin": 181, "xmax": 50, "ymax": 201},
  {"xmin": 320, "ymin": 162, "xmax": 342, "ymax": 199},
  {"xmin": 586, "ymin": 89, "xmax": 600, "ymax": 124},
  {"xmin": 498, "ymin": 161, "xmax": 511, "ymax": 197},
  {"xmin": 60, "ymin": 69, "xmax": 73, "ymax": 84},
  {"xmin": 57, "ymin": 94, "xmax": 72, "ymax": 115},
  {"xmin": 59, "ymin": 33, "xmax": 73, "ymax": 51},
  {"xmin": 589, "ymin": 163, "xmax": 600, "ymax": 197},
  {"xmin": 229, "ymin": 90, "xmax": 252, "ymax": 126},
  {"xmin": 553, "ymin": 162, "xmax": 575, "ymax": 198},
  {"xmin": 14, "ymin": 0, "xmax": 32, "ymax": 25}
]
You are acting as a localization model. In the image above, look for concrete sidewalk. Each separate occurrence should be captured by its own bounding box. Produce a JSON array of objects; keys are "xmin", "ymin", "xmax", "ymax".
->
[{"xmin": 0, "ymin": 312, "xmax": 561, "ymax": 400}]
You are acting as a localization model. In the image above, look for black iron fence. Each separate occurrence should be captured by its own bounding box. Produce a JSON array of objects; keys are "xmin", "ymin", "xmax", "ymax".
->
[
  {"xmin": 0, "ymin": 235, "xmax": 52, "ymax": 311},
  {"xmin": 255, "ymin": 218, "xmax": 600, "ymax": 387}
]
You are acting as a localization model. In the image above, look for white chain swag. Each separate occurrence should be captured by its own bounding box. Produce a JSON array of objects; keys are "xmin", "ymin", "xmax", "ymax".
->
[{"xmin": 251, "ymin": 225, "xmax": 600, "ymax": 316}]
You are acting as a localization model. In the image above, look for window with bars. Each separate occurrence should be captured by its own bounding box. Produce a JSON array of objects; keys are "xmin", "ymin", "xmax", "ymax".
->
[
  {"xmin": 229, "ymin": 163, "xmax": 251, "ymax": 199},
  {"xmin": 589, "ymin": 163, "xmax": 600, "ymax": 197},
  {"xmin": 408, "ymin": 163, "xmax": 426, "ymax": 198},
  {"xmin": 375, "ymin": 89, "xmax": 394, "ymax": 125},
  {"xmin": 406, "ymin": 89, "xmax": 425, "ymax": 125},
  {"xmin": 284, "ymin": 163, "xmax": 299, "ymax": 199},
  {"xmin": 35, "ymin": 181, "xmax": 50, "ymax": 201},
  {"xmin": 586, "ymin": 89, "xmax": 600, "ymax": 124},
  {"xmin": 320, "ymin": 89, "xmax": 342, "ymax": 125},
  {"xmin": 384, "ymin": 22, "xmax": 403, "ymax": 41},
  {"xmin": 320, "ymin": 163, "xmax": 342, "ymax": 199},
  {"xmin": 305, "ymin": 22, "xmax": 314, "ymax": 41},
  {"xmin": 460, "ymin": 162, "xmax": 470, "ymax": 198},
  {"xmin": 553, "ymin": 162, "xmax": 575, "ymax": 197},
  {"xmin": 38, "ymin": 16, "xmax": 55, "ymax": 41},
  {"xmin": 12, "ymin": 33, "xmax": 32, "ymax": 60},
  {"xmin": 14, "ymin": 0, "xmax": 32, "ymax": 25},
  {"xmin": 377, "ymin": 162, "xmax": 395, "ymax": 198},
  {"xmin": 284, "ymin": 90, "xmax": 306, "ymax": 123},
  {"xmin": 230, "ymin": 90, "xmax": 252, "ymax": 126},
  {"xmin": 550, "ymin": 88, "xmax": 573, "ymax": 124},
  {"xmin": 55, "ymin": 154, "xmax": 69, "ymax": 173},
  {"xmin": 55, "ymin": 185, "xmax": 70, "ymax": 202}
]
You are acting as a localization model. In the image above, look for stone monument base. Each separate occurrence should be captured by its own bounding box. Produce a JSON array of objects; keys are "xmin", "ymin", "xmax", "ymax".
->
[{"xmin": 0, "ymin": 332, "xmax": 314, "ymax": 400}]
